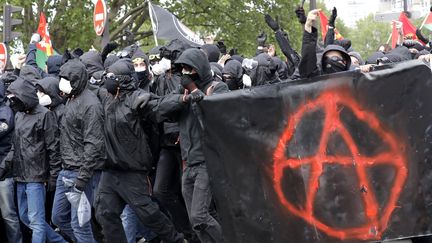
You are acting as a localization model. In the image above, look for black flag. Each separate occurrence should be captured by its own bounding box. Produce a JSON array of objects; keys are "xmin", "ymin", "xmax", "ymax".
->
[
  {"xmin": 200, "ymin": 61, "xmax": 432, "ymax": 242},
  {"xmin": 149, "ymin": 3, "xmax": 204, "ymax": 47}
]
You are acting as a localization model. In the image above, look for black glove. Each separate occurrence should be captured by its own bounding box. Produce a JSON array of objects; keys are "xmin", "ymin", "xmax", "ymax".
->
[
  {"xmin": 295, "ymin": 6, "xmax": 307, "ymax": 24},
  {"xmin": 229, "ymin": 48, "xmax": 238, "ymax": 56},
  {"xmin": 74, "ymin": 179, "xmax": 86, "ymax": 193},
  {"xmin": 72, "ymin": 48, "xmax": 84, "ymax": 58},
  {"xmin": 329, "ymin": 7, "xmax": 337, "ymax": 27},
  {"xmin": 187, "ymin": 89, "xmax": 205, "ymax": 103},
  {"xmin": 265, "ymin": 14, "xmax": 280, "ymax": 31},
  {"xmin": 132, "ymin": 93, "xmax": 151, "ymax": 110},
  {"xmin": 101, "ymin": 42, "xmax": 119, "ymax": 62},
  {"xmin": 180, "ymin": 75, "xmax": 194, "ymax": 88},
  {"xmin": 217, "ymin": 41, "xmax": 227, "ymax": 55},
  {"xmin": 257, "ymin": 31, "xmax": 267, "ymax": 46},
  {"xmin": 62, "ymin": 50, "xmax": 73, "ymax": 65}
]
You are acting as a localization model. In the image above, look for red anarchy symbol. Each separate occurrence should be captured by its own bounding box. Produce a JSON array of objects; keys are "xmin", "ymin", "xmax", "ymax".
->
[{"xmin": 273, "ymin": 89, "xmax": 408, "ymax": 240}]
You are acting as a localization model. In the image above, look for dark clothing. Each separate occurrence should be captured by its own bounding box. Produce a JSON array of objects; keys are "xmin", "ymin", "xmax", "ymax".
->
[
  {"xmin": 6, "ymin": 78, "xmax": 60, "ymax": 183},
  {"xmin": 80, "ymin": 51, "xmax": 104, "ymax": 78},
  {"xmin": 252, "ymin": 53, "xmax": 280, "ymax": 86},
  {"xmin": 182, "ymin": 164, "xmax": 222, "ymax": 243},
  {"xmin": 95, "ymin": 171, "xmax": 184, "ymax": 243},
  {"xmin": 275, "ymin": 30, "xmax": 301, "ymax": 76},
  {"xmin": 36, "ymin": 77, "xmax": 65, "ymax": 118},
  {"xmin": 222, "ymin": 59, "xmax": 243, "ymax": 90},
  {"xmin": 24, "ymin": 43, "xmax": 47, "ymax": 79},
  {"xmin": 0, "ymin": 81, "xmax": 15, "ymax": 179},
  {"xmin": 20, "ymin": 65, "xmax": 43, "ymax": 82},
  {"xmin": 47, "ymin": 55, "xmax": 63, "ymax": 77},
  {"xmin": 59, "ymin": 59, "xmax": 105, "ymax": 189}
]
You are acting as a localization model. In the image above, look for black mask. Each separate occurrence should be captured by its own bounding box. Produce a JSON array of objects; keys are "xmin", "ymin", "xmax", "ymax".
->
[
  {"xmin": 323, "ymin": 56, "xmax": 347, "ymax": 74},
  {"xmin": 136, "ymin": 71, "xmax": 148, "ymax": 82},
  {"xmin": 9, "ymin": 96, "xmax": 26, "ymax": 113},
  {"xmin": 104, "ymin": 75, "xmax": 119, "ymax": 95},
  {"xmin": 189, "ymin": 73, "xmax": 199, "ymax": 82},
  {"xmin": 223, "ymin": 76, "xmax": 239, "ymax": 90}
]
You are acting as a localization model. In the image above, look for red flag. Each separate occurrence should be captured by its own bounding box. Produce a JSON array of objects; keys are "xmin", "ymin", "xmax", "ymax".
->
[
  {"xmin": 391, "ymin": 22, "xmax": 398, "ymax": 48},
  {"xmin": 318, "ymin": 11, "xmax": 344, "ymax": 41},
  {"xmin": 36, "ymin": 13, "xmax": 54, "ymax": 56},
  {"xmin": 421, "ymin": 12, "xmax": 432, "ymax": 31},
  {"xmin": 398, "ymin": 12, "xmax": 422, "ymax": 43}
]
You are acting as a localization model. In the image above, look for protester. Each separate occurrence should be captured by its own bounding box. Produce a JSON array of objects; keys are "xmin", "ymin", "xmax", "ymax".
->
[
  {"xmin": 94, "ymin": 58, "xmax": 186, "ymax": 243},
  {"xmin": 51, "ymin": 58, "xmax": 105, "ymax": 243},
  {"xmin": 6, "ymin": 76, "xmax": 65, "ymax": 243}
]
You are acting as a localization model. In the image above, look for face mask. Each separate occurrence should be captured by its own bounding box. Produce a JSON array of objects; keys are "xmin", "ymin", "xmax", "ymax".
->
[
  {"xmin": 8, "ymin": 95, "xmax": 26, "ymax": 113},
  {"xmin": 136, "ymin": 71, "xmax": 148, "ymax": 81},
  {"xmin": 59, "ymin": 78, "xmax": 73, "ymax": 94},
  {"xmin": 135, "ymin": 66, "xmax": 147, "ymax": 73},
  {"xmin": 37, "ymin": 91, "xmax": 52, "ymax": 106},
  {"xmin": 323, "ymin": 56, "xmax": 347, "ymax": 74},
  {"xmin": 103, "ymin": 74, "xmax": 119, "ymax": 95}
]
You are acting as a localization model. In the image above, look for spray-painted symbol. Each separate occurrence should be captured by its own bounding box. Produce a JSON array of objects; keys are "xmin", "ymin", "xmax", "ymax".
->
[{"xmin": 273, "ymin": 89, "xmax": 408, "ymax": 240}]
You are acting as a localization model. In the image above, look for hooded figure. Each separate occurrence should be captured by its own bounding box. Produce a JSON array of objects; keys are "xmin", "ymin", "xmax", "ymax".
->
[
  {"xmin": 36, "ymin": 77, "xmax": 65, "ymax": 121},
  {"xmin": 200, "ymin": 44, "xmax": 221, "ymax": 63},
  {"xmin": 94, "ymin": 58, "xmax": 185, "ymax": 243},
  {"xmin": 80, "ymin": 50, "xmax": 104, "ymax": 78},
  {"xmin": 19, "ymin": 65, "xmax": 43, "ymax": 82},
  {"xmin": 154, "ymin": 48, "xmax": 227, "ymax": 243},
  {"xmin": 222, "ymin": 59, "xmax": 243, "ymax": 90},
  {"xmin": 52, "ymin": 58, "xmax": 105, "ymax": 241},
  {"xmin": 46, "ymin": 55, "xmax": 63, "ymax": 77},
  {"xmin": 349, "ymin": 51, "xmax": 365, "ymax": 67},
  {"xmin": 6, "ymin": 76, "xmax": 64, "ymax": 242},
  {"xmin": 320, "ymin": 45, "xmax": 351, "ymax": 74},
  {"xmin": 252, "ymin": 53, "xmax": 280, "ymax": 86},
  {"xmin": 210, "ymin": 62, "xmax": 223, "ymax": 81},
  {"xmin": 272, "ymin": 56, "xmax": 289, "ymax": 80},
  {"xmin": 132, "ymin": 48, "xmax": 152, "ymax": 91},
  {"xmin": 104, "ymin": 55, "xmax": 120, "ymax": 69},
  {"xmin": 0, "ymin": 80, "xmax": 14, "ymax": 179}
]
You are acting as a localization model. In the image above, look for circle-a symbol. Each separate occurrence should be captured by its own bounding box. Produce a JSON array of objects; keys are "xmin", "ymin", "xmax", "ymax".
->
[
  {"xmin": 93, "ymin": 0, "xmax": 107, "ymax": 36},
  {"xmin": 273, "ymin": 89, "xmax": 408, "ymax": 240}
]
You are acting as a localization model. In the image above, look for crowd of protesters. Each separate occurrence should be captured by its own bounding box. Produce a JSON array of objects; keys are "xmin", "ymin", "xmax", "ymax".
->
[{"xmin": 0, "ymin": 4, "xmax": 431, "ymax": 243}]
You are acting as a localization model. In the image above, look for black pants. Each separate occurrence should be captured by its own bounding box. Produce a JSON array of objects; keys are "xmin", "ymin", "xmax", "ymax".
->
[
  {"xmin": 154, "ymin": 148, "xmax": 198, "ymax": 242},
  {"xmin": 182, "ymin": 163, "xmax": 223, "ymax": 243},
  {"xmin": 95, "ymin": 170, "xmax": 183, "ymax": 243}
]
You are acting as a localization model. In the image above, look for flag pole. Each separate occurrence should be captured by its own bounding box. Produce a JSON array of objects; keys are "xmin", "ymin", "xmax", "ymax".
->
[
  {"xmin": 419, "ymin": 12, "xmax": 429, "ymax": 30},
  {"xmin": 147, "ymin": 0, "xmax": 159, "ymax": 46}
]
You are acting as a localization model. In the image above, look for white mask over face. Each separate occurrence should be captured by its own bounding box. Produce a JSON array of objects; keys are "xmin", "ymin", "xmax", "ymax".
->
[
  {"xmin": 135, "ymin": 66, "xmax": 147, "ymax": 72},
  {"xmin": 59, "ymin": 78, "xmax": 73, "ymax": 94},
  {"xmin": 37, "ymin": 90, "xmax": 52, "ymax": 106}
]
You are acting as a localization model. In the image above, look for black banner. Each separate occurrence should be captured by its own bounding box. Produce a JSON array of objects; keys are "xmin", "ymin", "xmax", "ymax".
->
[{"xmin": 200, "ymin": 61, "xmax": 432, "ymax": 242}]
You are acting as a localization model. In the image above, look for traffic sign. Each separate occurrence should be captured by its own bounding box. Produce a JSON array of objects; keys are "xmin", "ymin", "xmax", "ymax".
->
[{"xmin": 93, "ymin": 0, "xmax": 107, "ymax": 36}]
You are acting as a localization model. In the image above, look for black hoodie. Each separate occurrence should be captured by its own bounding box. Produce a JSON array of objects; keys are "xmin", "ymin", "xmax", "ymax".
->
[
  {"xmin": 80, "ymin": 50, "xmax": 104, "ymax": 78},
  {"xmin": 99, "ymin": 59, "xmax": 157, "ymax": 171},
  {"xmin": 36, "ymin": 77, "xmax": 65, "ymax": 123},
  {"xmin": 158, "ymin": 48, "xmax": 229, "ymax": 166},
  {"xmin": 0, "ymin": 81, "xmax": 14, "ymax": 179},
  {"xmin": 47, "ymin": 55, "xmax": 63, "ymax": 76},
  {"xmin": 6, "ymin": 77, "xmax": 61, "ymax": 183},
  {"xmin": 59, "ymin": 59, "xmax": 105, "ymax": 189},
  {"xmin": 222, "ymin": 59, "xmax": 243, "ymax": 90}
]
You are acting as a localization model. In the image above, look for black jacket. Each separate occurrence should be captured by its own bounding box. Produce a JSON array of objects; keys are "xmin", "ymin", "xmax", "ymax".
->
[
  {"xmin": 6, "ymin": 77, "xmax": 61, "ymax": 183},
  {"xmin": 275, "ymin": 30, "xmax": 301, "ymax": 76},
  {"xmin": 100, "ymin": 59, "xmax": 155, "ymax": 171},
  {"xmin": 80, "ymin": 51, "xmax": 104, "ymax": 78},
  {"xmin": 59, "ymin": 59, "xmax": 105, "ymax": 188},
  {"xmin": 0, "ymin": 81, "xmax": 15, "ymax": 179},
  {"xmin": 157, "ymin": 48, "xmax": 229, "ymax": 166}
]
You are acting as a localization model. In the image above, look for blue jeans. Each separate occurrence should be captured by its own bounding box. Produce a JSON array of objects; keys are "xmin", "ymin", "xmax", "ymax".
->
[
  {"xmin": 0, "ymin": 178, "xmax": 22, "ymax": 243},
  {"xmin": 51, "ymin": 169, "xmax": 100, "ymax": 243},
  {"xmin": 17, "ymin": 182, "xmax": 65, "ymax": 243},
  {"xmin": 121, "ymin": 205, "xmax": 158, "ymax": 243}
]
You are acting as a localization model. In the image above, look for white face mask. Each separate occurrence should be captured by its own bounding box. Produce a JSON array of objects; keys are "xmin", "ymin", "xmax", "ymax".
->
[
  {"xmin": 59, "ymin": 78, "xmax": 73, "ymax": 94},
  {"xmin": 135, "ymin": 66, "xmax": 147, "ymax": 72},
  {"xmin": 37, "ymin": 91, "xmax": 52, "ymax": 106}
]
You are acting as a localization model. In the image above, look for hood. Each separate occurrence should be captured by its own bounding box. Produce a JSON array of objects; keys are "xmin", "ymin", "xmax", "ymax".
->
[
  {"xmin": 201, "ymin": 44, "xmax": 221, "ymax": 62},
  {"xmin": 104, "ymin": 55, "xmax": 120, "ymax": 69},
  {"xmin": 231, "ymin": 55, "xmax": 244, "ymax": 64},
  {"xmin": 161, "ymin": 39, "xmax": 193, "ymax": 62},
  {"xmin": 334, "ymin": 39, "xmax": 352, "ymax": 51},
  {"xmin": 389, "ymin": 46, "xmax": 412, "ymax": 61},
  {"xmin": 0, "ymin": 80, "xmax": 4, "ymax": 104},
  {"xmin": 80, "ymin": 50, "xmax": 104, "ymax": 77},
  {"xmin": 321, "ymin": 44, "xmax": 351, "ymax": 70},
  {"xmin": 132, "ymin": 48, "xmax": 149, "ymax": 66},
  {"xmin": 36, "ymin": 77, "xmax": 63, "ymax": 108},
  {"xmin": 107, "ymin": 58, "xmax": 136, "ymax": 90},
  {"xmin": 7, "ymin": 77, "xmax": 39, "ymax": 109},
  {"xmin": 59, "ymin": 58, "xmax": 88, "ymax": 96},
  {"xmin": 252, "ymin": 53, "xmax": 278, "ymax": 85},
  {"xmin": 175, "ymin": 48, "xmax": 213, "ymax": 89},
  {"xmin": 20, "ymin": 65, "xmax": 42, "ymax": 81},
  {"xmin": 210, "ymin": 62, "xmax": 223, "ymax": 80},
  {"xmin": 47, "ymin": 55, "xmax": 63, "ymax": 76},
  {"xmin": 348, "ymin": 51, "xmax": 365, "ymax": 65},
  {"xmin": 222, "ymin": 59, "xmax": 243, "ymax": 79}
]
